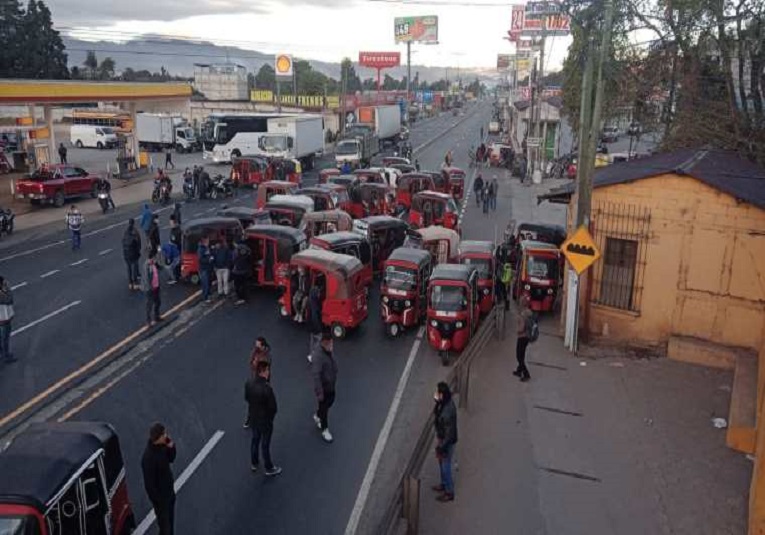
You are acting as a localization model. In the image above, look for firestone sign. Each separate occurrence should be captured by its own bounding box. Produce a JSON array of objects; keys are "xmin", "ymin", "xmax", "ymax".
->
[{"xmin": 358, "ymin": 52, "xmax": 401, "ymax": 69}]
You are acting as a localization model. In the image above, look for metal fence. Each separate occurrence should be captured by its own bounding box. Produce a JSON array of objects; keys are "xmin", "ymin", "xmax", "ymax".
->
[{"xmin": 377, "ymin": 306, "xmax": 503, "ymax": 535}]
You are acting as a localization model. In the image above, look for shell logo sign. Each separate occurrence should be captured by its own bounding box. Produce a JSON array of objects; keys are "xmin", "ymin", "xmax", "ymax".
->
[{"xmin": 275, "ymin": 54, "xmax": 293, "ymax": 78}]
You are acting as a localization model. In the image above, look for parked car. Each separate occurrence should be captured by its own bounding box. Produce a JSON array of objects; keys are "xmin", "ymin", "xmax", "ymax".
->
[
  {"xmin": 15, "ymin": 164, "xmax": 100, "ymax": 207},
  {"xmin": 601, "ymin": 126, "xmax": 620, "ymax": 143},
  {"xmin": 70, "ymin": 124, "xmax": 118, "ymax": 149}
]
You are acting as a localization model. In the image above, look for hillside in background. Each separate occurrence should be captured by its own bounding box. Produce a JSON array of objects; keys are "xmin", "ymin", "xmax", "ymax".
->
[{"xmin": 63, "ymin": 36, "xmax": 492, "ymax": 83}]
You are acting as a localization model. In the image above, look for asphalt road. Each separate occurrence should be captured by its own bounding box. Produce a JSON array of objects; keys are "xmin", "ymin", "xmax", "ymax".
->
[{"xmin": 0, "ymin": 101, "xmax": 493, "ymax": 534}]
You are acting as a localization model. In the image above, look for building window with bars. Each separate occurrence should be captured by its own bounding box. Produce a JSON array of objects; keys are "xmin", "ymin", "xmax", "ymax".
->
[{"xmin": 599, "ymin": 237, "xmax": 639, "ymax": 311}]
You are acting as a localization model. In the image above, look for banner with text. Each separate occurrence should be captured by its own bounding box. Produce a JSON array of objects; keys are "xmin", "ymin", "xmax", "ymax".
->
[
  {"xmin": 394, "ymin": 16, "xmax": 439, "ymax": 44},
  {"xmin": 359, "ymin": 51, "xmax": 401, "ymax": 69}
]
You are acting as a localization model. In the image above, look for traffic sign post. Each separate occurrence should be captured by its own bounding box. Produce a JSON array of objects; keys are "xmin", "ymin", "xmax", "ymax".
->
[{"xmin": 560, "ymin": 226, "xmax": 601, "ymax": 351}]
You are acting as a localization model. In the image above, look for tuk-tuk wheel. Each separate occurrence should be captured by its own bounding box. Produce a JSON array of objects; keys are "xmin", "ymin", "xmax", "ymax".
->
[
  {"xmin": 332, "ymin": 323, "xmax": 346, "ymax": 339},
  {"xmin": 190, "ymin": 273, "xmax": 200, "ymax": 285},
  {"xmin": 439, "ymin": 350, "xmax": 450, "ymax": 366},
  {"xmin": 279, "ymin": 304, "xmax": 289, "ymax": 318},
  {"xmin": 387, "ymin": 322, "xmax": 401, "ymax": 338}
]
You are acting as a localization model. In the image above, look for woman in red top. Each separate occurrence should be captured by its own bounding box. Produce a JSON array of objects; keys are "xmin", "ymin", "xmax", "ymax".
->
[{"xmin": 244, "ymin": 337, "xmax": 271, "ymax": 428}]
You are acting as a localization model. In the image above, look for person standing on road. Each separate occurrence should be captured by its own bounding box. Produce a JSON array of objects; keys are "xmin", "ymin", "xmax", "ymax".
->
[
  {"xmin": 231, "ymin": 241, "xmax": 252, "ymax": 306},
  {"xmin": 142, "ymin": 251, "xmax": 162, "ymax": 326},
  {"xmin": 490, "ymin": 177, "xmax": 498, "ymax": 211},
  {"xmin": 244, "ymin": 336, "xmax": 272, "ymax": 428},
  {"xmin": 122, "ymin": 218, "xmax": 142, "ymax": 290},
  {"xmin": 513, "ymin": 295, "xmax": 533, "ymax": 382},
  {"xmin": 169, "ymin": 216, "xmax": 182, "ymax": 249},
  {"xmin": 58, "ymin": 142, "xmax": 67, "ymax": 164},
  {"xmin": 482, "ymin": 183, "xmax": 490, "ymax": 215},
  {"xmin": 311, "ymin": 331, "xmax": 337, "ymax": 443},
  {"xmin": 65, "ymin": 205, "xmax": 84, "ymax": 251},
  {"xmin": 306, "ymin": 277, "xmax": 325, "ymax": 363},
  {"xmin": 172, "ymin": 202, "xmax": 182, "ymax": 226},
  {"xmin": 148, "ymin": 214, "xmax": 161, "ymax": 254},
  {"xmin": 213, "ymin": 241, "xmax": 232, "ymax": 299},
  {"xmin": 141, "ymin": 422, "xmax": 177, "ymax": 535},
  {"xmin": 341, "ymin": 161, "xmax": 351, "ymax": 175},
  {"xmin": 164, "ymin": 147, "xmax": 175, "ymax": 170},
  {"xmin": 245, "ymin": 360, "xmax": 283, "ymax": 476},
  {"xmin": 198, "ymin": 236, "xmax": 214, "ymax": 303},
  {"xmin": 160, "ymin": 240, "xmax": 180, "ymax": 285},
  {"xmin": 432, "ymin": 381, "xmax": 457, "ymax": 502},
  {"xmin": 480, "ymin": 126, "xmax": 484, "ymax": 141},
  {"xmin": 0, "ymin": 277, "xmax": 15, "ymax": 363},
  {"xmin": 473, "ymin": 174, "xmax": 484, "ymax": 207}
]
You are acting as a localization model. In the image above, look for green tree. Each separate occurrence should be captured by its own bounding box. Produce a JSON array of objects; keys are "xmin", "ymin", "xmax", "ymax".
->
[
  {"xmin": 83, "ymin": 50, "xmax": 98, "ymax": 80},
  {"xmin": 97, "ymin": 57, "xmax": 115, "ymax": 80},
  {"xmin": 0, "ymin": 0, "xmax": 67, "ymax": 79},
  {"xmin": 254, "ymin": 64, "xmax": 275, "ymax": 91},
  {"xmin": 382, "ymin": 74, "xmax": 399, "ymax": 90},
  {"xmin": 340, "ymin": 58, "xmax": 361, "ymax": 93},
  {"xmin": 0, "ymin": 0, "xmax": 23, "ymax": 76}
]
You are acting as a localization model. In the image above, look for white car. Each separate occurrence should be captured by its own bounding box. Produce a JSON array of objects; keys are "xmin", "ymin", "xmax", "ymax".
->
[{"xmin": 70, "ymin": 124, "xmax": 118, "ymax": 149}]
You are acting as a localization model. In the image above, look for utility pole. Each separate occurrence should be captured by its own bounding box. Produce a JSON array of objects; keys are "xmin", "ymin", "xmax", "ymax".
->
[
  {"xmin": 406, "ymin": 42, "xmax": 412, "ymax": 103},
  {"xmin": 536, "ymin": 25, "xmax": 547, "ymax": 177},
  {"xmin": 340, "ymin": 61, "xmax": 347, "ymax": 134},
  {"xmin": 575, "ymin": 37, "xmax": 595, "ymax": 227},
  {"xmin": 526, "ymin": 59, "xmax": 538, "ymax": 182},
  {"xmin": 277, "ymin": 79, "xmax": 282, "ymax": 114}
]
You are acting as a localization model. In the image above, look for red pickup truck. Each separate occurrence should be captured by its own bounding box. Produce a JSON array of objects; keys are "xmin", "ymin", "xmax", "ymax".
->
[{"xmin": 16, "ymin": 164, "xmax": 100, "ymax": 208}]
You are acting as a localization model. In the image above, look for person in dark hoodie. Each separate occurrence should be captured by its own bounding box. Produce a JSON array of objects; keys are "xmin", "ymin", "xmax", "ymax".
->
[
  {"xmin": 311, "ymin": 331, "xmax": 337, "ymax": 443},
  {"xmin": 432, "ymin": 381, "xmax": 458, "ymax": 502},
  {"xmin": 122, "ymin": 218, "xmax": 142, "ymax": 290},
  {"xmin": 245, "ymin": 360, "xmax": 282, "ymax": 476},
  {"xmin": 148, "ymin": 214, "xmax": 161, "ymax": 255},
  {"xmin": 141, "ymin": 422, "xmax": 177, "ymax": 535},
  {"xmin": 306, "ymin": 276, "xmax": 325, "ymax": 364}
]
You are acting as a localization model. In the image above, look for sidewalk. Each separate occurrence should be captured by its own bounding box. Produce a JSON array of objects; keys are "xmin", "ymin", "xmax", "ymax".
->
[{"xmin": 417, "ymin": 176, "xmax": 752, "ymax": 534}]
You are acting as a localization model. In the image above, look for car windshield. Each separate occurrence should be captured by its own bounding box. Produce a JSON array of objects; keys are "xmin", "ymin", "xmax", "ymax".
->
[
  {"xmin": 0, "ymin": 515, "xmax": 40, "ymax": 535},
  {"xmin": 462, "ymin": 257, "xmax": 491, "ymax": 278},
  {"xmin": 430, "ymin": 285, "xmax": 467, "ymax": 311},
  {"xmin": 101, "ymin": 127, "xmax": 115, "ymax": 134},
  {"xmin": 336, "ymin": 141, "xmax": 358, "ymax": 155},
  {"xmin": 384, "ymin": 266, "xmax": 416, "ymax": 290},
  {"xmin": 527, "ymin": 255, "xmax": 559, "ymax": 280}
]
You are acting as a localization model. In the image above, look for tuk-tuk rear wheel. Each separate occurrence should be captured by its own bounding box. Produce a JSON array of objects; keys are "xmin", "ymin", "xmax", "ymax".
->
[
  {"xmin": 279, "ymin": 304, "xmax": 289, "ymax": 318},
  {"xmin": 332, "ymin": 323, "xmax": 346, "ymax": 339},
  {"xmin": 387, "ymin": 323, "xmax": 401, "ymax": 338},
  {"xmin": 190, "ymin": 273, "xmax": 200, "ymax": 285},
  {"xmin": 439, "ymin": 350, "xmax": 450, "ymax": 366}
]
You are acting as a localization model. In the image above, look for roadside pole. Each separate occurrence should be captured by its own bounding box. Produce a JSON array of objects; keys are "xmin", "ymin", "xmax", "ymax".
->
[
  {"xmin": 536, "ymin": 28, "xmax": 547, "ymax": 177},
  {"xmin": 277, "ymin": 79, "xmax": 282, "ymax": 114},
  {"xmin": 406, "ymin": 41, "xmax": 412, "ymax": 104}
]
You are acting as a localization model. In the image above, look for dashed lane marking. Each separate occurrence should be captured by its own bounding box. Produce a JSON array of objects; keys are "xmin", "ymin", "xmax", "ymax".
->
[
  {"xmin": 39, "ymin": 269, "xmax": 59, "ymax": 279},
  {"xmin": 12, "ymin": 300, "xmax": 82, "ymax": 337},
  {"xmin": 69, "ymin": 258, "xmax": 88, "ymax": 266},
  {"xmin": 10, "ymin": 282, "xmax": 27, "ymax": 291},
  {"xmin": 98, "ymin": 248, "xmax": 112, "ymax": 256}
]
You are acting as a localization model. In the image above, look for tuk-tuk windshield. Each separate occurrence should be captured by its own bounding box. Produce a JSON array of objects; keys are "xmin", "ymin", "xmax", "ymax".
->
[
  {"xmin": 430, "ymin": 285, "xmax": 467, "ymax": 311},
  {"xmin": 463, "ymin": 257, "xmax": 491, "ymax": 279},
  {"xmin": 384, "ymin": 265, "xmax": 416, "ymax": 291},
  {"xmin": 527, "ymin": 254, "xmax": 559, "ymax": 280},
  {"xmin": 0, "ymin": 515, "xmax": 40, "ymax": 535}
]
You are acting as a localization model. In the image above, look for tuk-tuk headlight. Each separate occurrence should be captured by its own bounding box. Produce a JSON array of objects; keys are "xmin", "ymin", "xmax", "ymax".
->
[
  {"xmin": 547, "ymin": 288, "xmax": 554, "ymax": 295},
  {"xmin": 524, "ymin": 284, "xmax": 531, "ymax": 291},
  {"xmin": 382, "ymin": 295, "xmax": 389, "ymax": 303},
  {"xmin": 405, "ymin": 300, "xmax": 411, "ymax": 307},
  {"xmin": 430, "ymin": 319, "xmax": 438, "ymax": 327},
  {"xmin": 455, "ymin": 321, "xmax": 464, "ymax": 329},
  {"xmin": 483, "ymin": 288, "xmax": 490, "ymax": 295}
]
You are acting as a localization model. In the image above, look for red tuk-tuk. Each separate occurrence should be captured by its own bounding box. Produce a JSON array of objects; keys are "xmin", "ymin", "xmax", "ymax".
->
[
  {"xmin": 310, "ymin": 231, "xmax": 373, "ymax": 288},
  {"xmin": 265, "ymin": 194, "xmax": 314, "ymax": 228},
  {"xmin": 427, "ymin": 264, "xmax": 480, "ymax": 365},
  {"xmin": 409, "ymin": 225, "xmax": 460, "ymax": 265},
  {"xmin": 513, "ymin": 240, "xmax": 561, "ymax": 313},
  {"xmin": 255, "ymin": 180, "xmax": 299, "ymax": 209},
  {"xmin": 279, "ymin": 249, "xmax": 369, "ymax": 338},
  {"xmin": 326, "ymin": 174, "xmax": 360, "ymax": 190},
  {"xmin": 268, "ymin": 157, "xmax": 302, "ymax": 184},
  {"xmin": 0, "ymin": 421, "xmax": 136, "ymax": 535},
  {"xmin": 297, "ymin": 186, "xmax": 340, "ymax": 212},
  {"xmin": 458, "ymin": 240, "xmax": 496, "ymax": 314},
  {"xmin": 409, "ymin": 191, "xmax": 460, "ymax": 231},
  {"xmin": 348, "ymin": 183, "xmax": 394, "ymax": 219},
  {"xmin": 319, "ymin": 168, "xmax": 340, "ymax": 184},
  {"xmin": 217, "ymin": 206, "xmax": 271, "ymax": 228},
  {"xmin": 381, "ymin": 247, "xmax": 433, "ymax": 337},
  {"xmin": 231, "ymin": 155, "xmax": 270, "ymax": 187},
  {"xmin": 381, "ymin": 156, "xmax": 411, "ymax": 167},
  {"xmin": 303, "ymin": 209, "xmax": 353, "ymax": 240},
  {"xmin": 244, "ymin": 224, "xmax": 306, "ymax": 288},
  {"xmin": 396, "ymin": 173, "xmax": 436, "ymax": 210},
  {"xmin": 181, "ymin": 217, "xmax": 244, "ymax": 283},
  {"xmin": 427, "ymin": 170, "xmax": 450, "ymax": 194},
  {"xmin": 442, "ymin": 167, "xmax": 466, "ymax": 200},
  {"xmin": 353, "ymin": 169, "xmax": 386, "ymax": 184},
  {"xmin": 352, "ymin": 215, "xmax": 409, "ymax": 272},
  {"xmin": 390, "ymin": 163, "xmax": 416, "ymax": 174}
]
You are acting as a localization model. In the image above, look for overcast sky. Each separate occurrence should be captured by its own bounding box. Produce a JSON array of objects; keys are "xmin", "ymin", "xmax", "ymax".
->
[{"xmin": 50, "ymin": 0, "xmax": 572, "ymax": 71}]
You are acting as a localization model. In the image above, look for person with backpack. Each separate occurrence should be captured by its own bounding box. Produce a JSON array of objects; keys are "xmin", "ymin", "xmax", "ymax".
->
[{"xmin": 514, "ymin": 295, "xmax": 536, "ymax": 382}]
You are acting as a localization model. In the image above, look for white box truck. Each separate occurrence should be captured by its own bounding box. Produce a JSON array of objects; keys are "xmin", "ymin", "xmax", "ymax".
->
[
  {"xmin": 356, "ymin": 105, "xmax": 401, "ymax": 146},
  {"xmin": 136, "ymin": 113, "xmax": 199, "ymax": 153},
  {"xmin": 256, "ymin": 115, "xmax": 324, "ymax": 170}
]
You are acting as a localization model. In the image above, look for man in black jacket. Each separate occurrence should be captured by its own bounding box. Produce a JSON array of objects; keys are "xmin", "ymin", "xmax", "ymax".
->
[
  {"xmin": 245, "ymin": 360, "xmax": 282, "ymax": 476},
  {"xmin": 141, "ymin": 422, "xmax": 177, "ymax": 535},
  {"xmin": 433, "ymin": 381, "xmax": 458, "ymax": 502},
  {"xmin": 122, "ymin": 218, "xmax": 141, "ymax": 290},
  {"xmin": 311, "ymin": 331, "xmax": 337, "ymax": 443}
]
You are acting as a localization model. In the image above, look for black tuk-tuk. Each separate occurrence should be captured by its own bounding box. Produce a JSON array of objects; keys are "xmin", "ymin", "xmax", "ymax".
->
[
  {"xmin": 352, "ymin": 215, "xmax": 409, "ymax": 273},
  {"xmin": 217, "ymin": 206, "xmax": 271, "ymax": 228}
]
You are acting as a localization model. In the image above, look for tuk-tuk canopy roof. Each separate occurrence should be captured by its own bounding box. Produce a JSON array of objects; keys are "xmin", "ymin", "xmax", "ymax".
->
[
  {"xmin": 217, "ymin": 206, "xmax": 259, "ymax": 219},
  {"xmin": 358, "ymin": 215, "xmax": 409, "ymax": 229},
  {"xmin": 297, "ymin": 186, "xmax": 336, "ymax": 196},
  {"xmin": 398, "ymin": 173, "xmax": 435, "ymax": 188},
  {"xmin": 320, "ymin": 168, "xmax": 340, "ymax": 176},
  {"xmin": 515, "ymin": 222, "xmax": 566, "ymax": 245},
  {"xmin": 390, "ymin": 163, "xmax": 416, "ymax": 173},
  {"xmin": 246, "ymin": 224, "xmax": 306, "ymax": 243},
  {"xmin": 443, "ymin": 167, "xmax": 466, "ymax": 177},
  {"xmin": 414, "ymin": 190, "xmax": 453, "ymax": 201},
  {"xmin": 459, "ymin": 240, "xmax": 495, "ymax": 255},
  {"xmin": 353, "ymin": 169, "xmax": 384, "ymax": 178},
  {"xmin": 303, "ymin": 209, "xmax": 352, "ymax": 225},
  {"xmin": 182, "ymin": 217, "xmax": 243, "ymax": 234},
  {"xmin": 262, "ymin": 180, "xmax": 299, "ymax": 189},
  {"xmin": 0, "ymin": 422, "xmax": 117, "ymax": 510},
  {"xmin": 312, "ymin": 231, "xmax": 368, "ymax": 247},
  {"xmin": 291, "ymin": 248, "xmax": 363, "ymax": 279},
  {"xmin": 381, "ymin": 156, "xmax": 411, "ymax": 165},
  {"xmin": 360, "ymin": 182, "xmax": 391, "ymax": 191},
  {"xmin": 521, "ymin": 239, "xmax": 561, "ymax": 253},
  {"xmin": 430, "ymin": 263, "xmax": 474, "ymax": 283},
  {"xmin": 387, "ymin": 246, "xmax": 432, "ymax": 268},
  {"xmin": 416, "ymin": 225, "xmax": 460, "ymax": 246},
  {"xmin": 266, "ymin": 194, "xmax": 314, "ymax": 212}
]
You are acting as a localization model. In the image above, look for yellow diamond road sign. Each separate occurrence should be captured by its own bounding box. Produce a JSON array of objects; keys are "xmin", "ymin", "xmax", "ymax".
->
[{"xmin": 561, "ymin": 225, "xmax": 601, "ymax": 275}]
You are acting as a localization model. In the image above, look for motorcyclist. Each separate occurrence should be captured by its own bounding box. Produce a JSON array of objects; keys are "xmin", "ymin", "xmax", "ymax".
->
[
  {"xmin": 183, "ymin": 168, "xmax": 194, "ymax": 199},
  {"xmin": 97, "ymin": 176, "xmax": 115, "ymax": 209}
]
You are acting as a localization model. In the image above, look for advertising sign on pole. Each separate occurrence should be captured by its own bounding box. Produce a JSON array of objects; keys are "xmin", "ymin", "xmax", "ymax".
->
[
  {"xmin": 274, "ymin": 54, "xmax": 293, "ymax": 79},
  {"xmin": 521, "ymin": 1, "xmax": 571, "ymax": 36},
  {"xmin": 358, "ymin": 52, "xmax": 401, "ymax": 69},
  {"xmin": 394, "ymin": 16, "xmax": 439, "ymax": 44},
  {"xmin": 509, "ymin": 5, "xmax": 525, "ymax": 42},
  {"xmin": 497, "ymin": 54, "xmax": 514, "ymax": 71}
]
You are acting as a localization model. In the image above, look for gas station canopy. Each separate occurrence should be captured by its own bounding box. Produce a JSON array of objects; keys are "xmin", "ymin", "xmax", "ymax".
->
[{"xmin": 0, "ymin": 79, "xmax": 192, "ymax": 104}]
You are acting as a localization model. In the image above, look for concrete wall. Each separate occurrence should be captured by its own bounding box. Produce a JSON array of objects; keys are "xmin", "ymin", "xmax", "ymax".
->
[{"xmin": 581, "ymin": 174, "xmax": 765, "ymax": 355}]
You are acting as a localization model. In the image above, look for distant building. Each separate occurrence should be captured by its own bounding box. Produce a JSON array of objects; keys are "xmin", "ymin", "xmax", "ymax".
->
[{"xmin": 193, "ymin": 63, "xmax": 248, "ymax": 101}]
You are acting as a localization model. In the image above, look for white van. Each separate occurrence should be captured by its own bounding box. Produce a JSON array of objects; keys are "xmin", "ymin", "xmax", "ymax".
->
[{"xmin": 69, "ymin": 124, "xmax": 118, "ymax": 149}]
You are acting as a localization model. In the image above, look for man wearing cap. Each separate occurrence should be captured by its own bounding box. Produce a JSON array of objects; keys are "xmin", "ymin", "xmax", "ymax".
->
[{"xmin": 311, "ymin": 331, "xmax": 338, "ymax": 443}]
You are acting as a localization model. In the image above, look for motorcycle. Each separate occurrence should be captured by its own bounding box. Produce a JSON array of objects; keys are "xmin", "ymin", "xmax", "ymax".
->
[
  {"xmin": 151, "ymin": 181, "xmax": 172, "ymax": 206},
  {"xmin": 183, "ymin": 178, "xmax": 195, "ymax": 201},
  {"xmin": 209, "ymin": 174, "xmax": 234, "ymax": 200},
  {"xmin": 0, "ymin": 208, "xmax": 14, "ymax": 237},
  {"xmin": 97, "ymin": 192, "xmax": 111, "ymax": 214}
]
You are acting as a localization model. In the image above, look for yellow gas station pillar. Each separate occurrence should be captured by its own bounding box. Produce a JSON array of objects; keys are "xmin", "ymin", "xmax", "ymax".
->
[
  {"xmin": 44, "ymin": 105, "xmax": 56, "ymax": 163},
  {"xmin": 129, "ymin": 102, "xmax": 140, "ymax": 167},
  {"xmin": 750, "ymin": 342, "xmax": 765, "ymax": 535}
]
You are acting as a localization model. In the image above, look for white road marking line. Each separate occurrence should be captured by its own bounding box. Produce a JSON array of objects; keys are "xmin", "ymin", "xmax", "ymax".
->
[
  {"xmin": 204, "ymin": 207, "xmax": 217, "ymax": 213},
  {"xmin": 0, "ymin": 240, "xmax": 67, "ymax": 263},
  {"xmin": 193, "ymin": 212, "xmax": 204, "ymax": 217},
  {"xmin": 12, "ymin": 300, "xmax": 82, "ymax": 337},
  {"xmin": 98, "ymin": 248, "xmax": 113, "ymax": 256},
  {"xmin": 83, "ymin": 221, "xmax": 124, "ymax": 237},
  {"xmin": 344, "ymin": 327, "xmax": 425, "ymax": 535},
  {"xmin": 40, "ymin": 269, "xmax": 60, "ymax": 279},
  {"xmin": 11, "ymin": 282, "xmax": 27, "ymax": 290},
  {"xmin": 69, "ymin": 258, "xmax": 88, "ymax": 266},
  {"xmin": 134, "ymin": 430, "xmax": 225, "ymax": 535}
]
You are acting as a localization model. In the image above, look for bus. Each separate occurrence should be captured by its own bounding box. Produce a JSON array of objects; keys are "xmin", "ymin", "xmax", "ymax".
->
[
  {"xmin": 201, "ymin": 113, "xmax": 297, "ymax": 164},
  {"xmin": 72, "ymin": 110, "xmax": 133, "ymax": 133}
]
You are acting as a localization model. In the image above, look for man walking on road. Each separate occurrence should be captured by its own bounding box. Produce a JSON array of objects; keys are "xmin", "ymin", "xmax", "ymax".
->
[
  {"xmin": 0, "ymin": 277, "xmax": 15, "ymax": 363},
  {"xmin": 65, "ymin": 205, "xmax": 84, "ymax": 251},
  {"xmin": 311, "ymin": 332, "xmax": 337, "ymax": 443},
  {"xmin": 213, "ymin": 241, "xmax": 233, "ymax": 299},
  {"xmin": 490, "ymin": 177, "xmax": 498, "ymax": 211},
  {"xmin": 58, "ymin": 142, "xmax": 67, "ymax": 164},
  {"xmin": 142, "ymin": 252, "xmax": 162, "ymax": 326},
  {"xmin": 306, "ymin": 279, "xmax": 324, "ymax": 363},
  {"xmin": 122, "ymin": 218, "xmax": 142, "ymax": 290},
  {"xmin": 231, "ymin": 241, "xmax": 252, "ymax": 306},
  {"xmin": 165, "ymin": 147, "xmax": 175, "ymax": 170},
  {"xmin": 473, "ymin": 174, "xmax": 484, "ymax": 207},
  {"xmin": 513, "ymin": 296, "xmax": 533, "ymax": 382},
  {"xmin": 245, "ymin": 360, "xmax": 283, "ymax": 476},
  {"xmin": 198, "ymin": 236, "xmax": 214, "ymax": 303},
  {"xmin": 433, "ymin": 381, "xmax": 457, "ymax": 502},
  {"xmin": 141, "ymin": 422, "xmax": 177, "ymax": 535}
]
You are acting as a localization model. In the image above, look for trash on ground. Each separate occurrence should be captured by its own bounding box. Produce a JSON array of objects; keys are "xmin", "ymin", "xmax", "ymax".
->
[
  {"xmin": 579, "ymin": 361, "xmax": 587, "ymax": 367},
  {"xmin": 609, "ymin": 362, "xmax": 625, "ymax": 368},
  {"xmin": 711, "ymin": 418, "xmax": 728, "ymax": 429}
]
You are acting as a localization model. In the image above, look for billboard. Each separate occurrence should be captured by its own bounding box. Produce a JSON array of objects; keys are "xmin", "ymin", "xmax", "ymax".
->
[
  {"xmin": 274, "ymin": 54, "xmax": 293, "ymax": 78},
  {"xmin": 394, "ymin": 16, "xmax": 439, "ymax": 44},
  {"xmin": 497, "ymin": 54, "xmax": 514, "ymax": 71},
  {"xmin": 509, "ymin": 5, "xmax": 525, "ymax": 42},
  {"xmin": 521, "ymin": 1, "xmax": 571, "ymax": 36},
  {"xmin": 358, "ymin": 52, "xmax": 401, "ymax": 69}
]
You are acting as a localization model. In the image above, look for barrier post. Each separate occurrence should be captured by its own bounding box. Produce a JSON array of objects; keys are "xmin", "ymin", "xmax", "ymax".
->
[{"xmin": 405, "ymin": 476, "xmax": 420, "ymax": 535}]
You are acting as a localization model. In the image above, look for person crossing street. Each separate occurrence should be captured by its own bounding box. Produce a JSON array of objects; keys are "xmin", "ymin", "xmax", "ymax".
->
[
  {"xmin": 141, "ymin": 423, "xmax": 177, "ymax": 535},
  {"xmin": 141, "ymin": 252, "xmax": 162, "ymax": 327},
  {"xmin": 245, "ymin": 360, "xmax": 282, "ymax": 476},
  {"xmin": 122, "ymin": 218, "xmax": 141, "ymax": 290},
  {"xmin": 65, "ymin": 205, "xmax": 84, "ymax": 251},
  {"xmin": 311, "ymin": 332, "xmax": 337, "ymax": 443},
  {"xmin": 0, "ymin": 277, "xmax": 15, "ymax": 363},
  {"xmin": 473, "ymin": 174, "xmax": 484, "ymax": 207}
]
